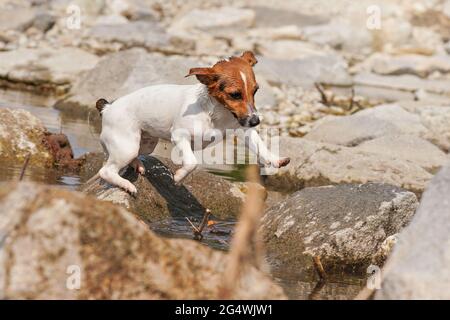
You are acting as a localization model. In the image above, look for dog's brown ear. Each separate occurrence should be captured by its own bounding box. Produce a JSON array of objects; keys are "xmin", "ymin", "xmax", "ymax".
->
[
  {"xmin": 186, "ymin": 67, "xmax": 219, "ymax": 86},
  {"xmin": 241, "ymin": 51, "xmax": 257, "ymax": 66}
]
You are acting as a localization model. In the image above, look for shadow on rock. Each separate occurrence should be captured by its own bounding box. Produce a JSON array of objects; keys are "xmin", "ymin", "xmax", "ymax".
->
[{"xmin": 82, "ymin": 155, "xmax": 244, "ymax": 222}]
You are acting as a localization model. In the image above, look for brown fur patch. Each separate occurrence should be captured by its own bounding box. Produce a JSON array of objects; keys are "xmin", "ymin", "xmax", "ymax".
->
[{"xmin": 186, "ymin": 52, "xmax": 259, "ymax": 120}]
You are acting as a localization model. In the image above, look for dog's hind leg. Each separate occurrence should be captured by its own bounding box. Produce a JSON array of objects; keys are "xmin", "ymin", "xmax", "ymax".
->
[
  {"xmin": 99, "ymin": 132, "xmax": 140, "ymax": 194},
  {"xmin": 130, "ymin": 132, "xmax": 158, "ymax": 175}
]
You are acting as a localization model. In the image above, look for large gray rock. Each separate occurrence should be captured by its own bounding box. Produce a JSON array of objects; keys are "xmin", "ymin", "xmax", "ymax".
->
[
  {"xmin": 0, "ymin": 182, "xmax": 285, "ymax": 299},
  {"xmin": 82, "ymin": 155, "xmax": 245, "ymax": 221},
  {"xmin": 305, "ymin": 104, "xmax": 450, "ymax": 152},
  {"xmin": 55, "ymin": 49, "xmax": 200, "ymax": 113},
  {"xmin": 376, "ymin": 162, "xmax": 450, "ymax": 299},
  {"xmin": 265, "ymin": 137, "xmax": 434, "ymax": 195},
  {"xmin": 255, "ymin": 55, "xmax": 352, "ymax": 88},
  {"xmin": 261, "ymin": 183, "xmax": 418, "ymax": 273},
  {"xmin": 0, "ymin": 47, "xmax": 99, "ymax": 94}
]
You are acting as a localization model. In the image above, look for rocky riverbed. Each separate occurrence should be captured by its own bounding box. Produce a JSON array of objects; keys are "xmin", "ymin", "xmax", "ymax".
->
[{"xmin": 1, "ymin": 0, "xmax": 450, "ymax": 300}]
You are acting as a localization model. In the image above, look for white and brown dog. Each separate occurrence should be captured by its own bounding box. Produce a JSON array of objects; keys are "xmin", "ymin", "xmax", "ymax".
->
[{"xmin": 96, "ymin": 51, "xmax": 290, "ymax": 194}]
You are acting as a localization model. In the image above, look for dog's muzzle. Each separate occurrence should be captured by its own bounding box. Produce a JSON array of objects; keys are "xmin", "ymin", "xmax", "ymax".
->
[{"xmin": 239, "ymin": 114, "xmax": 260, "ymax": 127}]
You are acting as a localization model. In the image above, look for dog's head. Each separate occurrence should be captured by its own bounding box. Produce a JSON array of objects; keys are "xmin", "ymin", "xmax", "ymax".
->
[{"xmin": 186, "ymin": 51, "xmax": 260, "ymax": 127}]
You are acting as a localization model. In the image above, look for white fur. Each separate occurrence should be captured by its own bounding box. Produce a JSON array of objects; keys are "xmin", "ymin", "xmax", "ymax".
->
[{"xmin": 98, "ymin": 83, "xmax": 282, "ymax": 194}]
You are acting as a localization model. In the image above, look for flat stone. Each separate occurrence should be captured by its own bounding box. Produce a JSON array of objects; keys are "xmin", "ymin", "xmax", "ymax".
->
[
  {"xmin": 169, "ymin": 6, "xmax": 255, "ymax": 35},
  {"xmin": 265, "ymin": 137, "xmax": 433, "ymax": 195},
  {"xmin": 255, "ymin": 55, "xmax": 351, "ymax": 88},
  {"xmin": 256, "ymin": 40, "xmax": 329, "ymax": 60},
  {"xmin": 305, "ymin": 103, "xmax": 450, "ymax": 152},
  {"xmin": 305, "ymin": 104, "xmax": 428, "ymax": 147},
  {"xmin": 86, "ymin": 21, "xmax": 192, "ymax": 53},
  {"xmin": 354, "ymin": 85, "xmax": 415, "ymax": 103},
  {"xmin": 250, "ymin": 6, "xmax": 329, "ymax": 28},
  {"xmin": 302, "ymin": 20, "xmax": 372, "ymax": 53},
  {"xmin": 354, "ymin": 72, "xmax": 450, "ymax": 96},
  {"xmin": 0, "ymin": 47, "xmax": 99, "ymax": 94},
  {"xmin": 362, "ymin": 53, "xmax": 450, "ymax": 77},
  {"xmin": 355, "ymin": 135, "xmax": 447, "ymax": 172}
]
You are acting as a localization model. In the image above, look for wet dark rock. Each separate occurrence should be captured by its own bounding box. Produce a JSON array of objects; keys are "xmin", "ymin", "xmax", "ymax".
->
[
  {"xmin": 0, "ymin": 182, "xmax": 285, "ymax": 299},
  {"xmin": 261, "ymin": 183, "xmax": 418, "ymax": 274},
  {"xmin": 376, "ymin": 162, "xmax": 450, "ymax": 299},
  {"xmin": 82, "ymin": 155, "xmax": 244, "ymax": 221}
]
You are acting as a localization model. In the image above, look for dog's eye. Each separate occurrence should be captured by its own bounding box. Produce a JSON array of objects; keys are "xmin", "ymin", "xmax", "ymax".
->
[
  {"xmin": 229, "ymin": 91, "xmax": 242, "ymax": 100},
  {"xmin": 253, "ymin": 85, "xmax": 259, "ymax": 95}
]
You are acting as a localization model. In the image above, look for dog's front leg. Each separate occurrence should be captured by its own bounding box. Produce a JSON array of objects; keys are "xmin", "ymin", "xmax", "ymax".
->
[
  {"xmin": 171, "ymin": 131, "xmax": 198, "ymax": 185},
  {"xmin": 245, "ymin": 128, "xmax": 290, "ymax": 168}
]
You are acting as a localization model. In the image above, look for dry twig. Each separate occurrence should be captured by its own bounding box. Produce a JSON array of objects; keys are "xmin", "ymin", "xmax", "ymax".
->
[
  {"xmin": 219, "ymin": 165, "xmax": 267, "ymax": 299},
  {"xmin": 312, "ymin": 256, "xmax": 327, "ymax": 281},
  {"xmin": 314, "ymin": 82, "xmax": 330, "ymax": 106},
  {"xmin": 19, "ymin": 154, "xmax": 31, "ymax": 181},
  {"xmin": 187, "ymin": 209, "xmax": 212, "ymax": 240}
]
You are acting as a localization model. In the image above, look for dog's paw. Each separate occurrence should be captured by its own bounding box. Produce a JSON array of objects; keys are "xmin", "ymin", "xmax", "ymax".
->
[
  {"xmin": 272, "ymin": 157, "xmax": 290, "ymax": 168},
  {"xmin": 124, "ymin": 182, "xmax": 137, "ymax": 195},
  {"xmin": 173, "ymin": 170, "xmax": 184, "ymax": 185},
  {"xmin": 131, "ymin": 159, "xmax": 145, "ymax": 175}
]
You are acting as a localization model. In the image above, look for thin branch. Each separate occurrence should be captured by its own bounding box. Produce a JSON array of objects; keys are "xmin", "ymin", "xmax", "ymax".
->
[
  {"xmin": 197, "ymin": 209, "xmax": 212, "ymax": 235},
  {"xmin": 349, "ymin": 87, "xmax": 355, "ymax": 110},
  {"xmin": 308, "ymin": 279, "xmax": 326, "ymax": 300},
  {"xmin": 19, "ymin": 154, "xmax": 31, "ymax": 181},
  {"xmin": 219, "ymin": 165, "xmax": 266, "ymax": 299},
  {"xmin": 187, "ymin": 209, "xmax": 212, "ymax": 241},
  {"xmin": 185, "ymin": 217, "xmax": 200, "ymax": 234},
  {"xmin": 312, "ymin": 256, "xmax": 327, "ymax": 281},
  {"xmin": 314, "ymin": 82, "xmax": 330, "ymax": 106}
]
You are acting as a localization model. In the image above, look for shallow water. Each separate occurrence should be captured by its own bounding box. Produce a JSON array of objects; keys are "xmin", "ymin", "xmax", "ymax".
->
[{"xmin": 0, "ymin": 89, "xmax": 364, "ymax": 299}]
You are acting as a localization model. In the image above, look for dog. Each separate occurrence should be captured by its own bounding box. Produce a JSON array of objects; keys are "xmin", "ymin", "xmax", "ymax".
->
[{"xmin": 96, "ymin": 51, "xmax": 290, "ymax": 194}]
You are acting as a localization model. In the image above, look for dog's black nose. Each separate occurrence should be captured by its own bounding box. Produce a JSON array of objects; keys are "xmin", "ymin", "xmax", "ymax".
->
[{"xmin": 249, "ymin": 114, "xmax": 260, "ymax": 127}]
